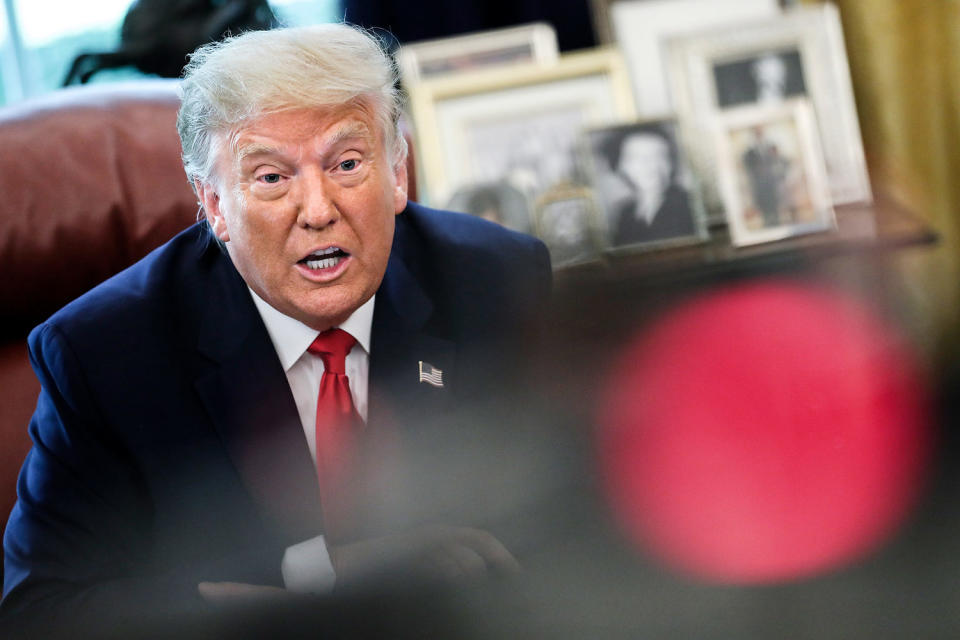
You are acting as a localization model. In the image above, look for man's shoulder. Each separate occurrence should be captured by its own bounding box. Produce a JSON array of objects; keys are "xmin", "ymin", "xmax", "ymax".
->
[
  {"xmin": 36, "ymin": 223, "xmax": 222, "ymax": 345},
  {"xmin": 397, "ymin": 201, "xmax": 548, "ymax": 269},
  {"xmin": 389, "ymin": 202, "xmax": 551, "ymax": 330}
]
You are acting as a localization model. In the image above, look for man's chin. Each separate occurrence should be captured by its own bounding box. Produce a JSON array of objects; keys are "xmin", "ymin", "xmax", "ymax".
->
[{"xmin": 295, "ymin": 295, "xmax": 371, "ymax": 332}]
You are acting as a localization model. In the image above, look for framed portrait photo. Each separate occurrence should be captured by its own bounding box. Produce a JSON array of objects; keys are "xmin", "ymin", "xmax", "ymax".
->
[
  {"xmin": 715, "ymin": 99, "xmax": 835, "ymax": 247},
  {"xmin": 407, "ymin": 48, "xmax": 636, "ymax": 209},
  {"xmin": 534, "ymin": 186, "xmax": 602, "ymax": 269},
  {"xmin": 608, "ymin": 0, "xmax": 781, "ymax": 118},
  {"xmin": 397, "ymin": 22, "xmax": 559, "ymax": 86},
  {"xmin": 583, "ymin": 119, "xmax": 707, "ymax": 253},
  {"xmin": 668, "ymin": 4, "xmax": 872, "ymax": 207}
]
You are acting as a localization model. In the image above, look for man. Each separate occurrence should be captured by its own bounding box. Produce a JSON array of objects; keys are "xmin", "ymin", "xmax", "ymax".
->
[
  {"xmin": 742, "ymin": 126, "xmax": 792, "ymax": 227},
  {"xmin": 2, "ymin": 24, "xmax": 550, "ymax": 635}
]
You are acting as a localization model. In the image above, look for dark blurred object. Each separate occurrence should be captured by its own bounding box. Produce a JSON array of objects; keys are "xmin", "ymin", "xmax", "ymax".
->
[
  {"xmin": 344, "ymin": 0, "xmax": 595, "ymax": 52},
  {"xmin": 62, "ymin": 0, "xmax": 279, "ymax": 85}
]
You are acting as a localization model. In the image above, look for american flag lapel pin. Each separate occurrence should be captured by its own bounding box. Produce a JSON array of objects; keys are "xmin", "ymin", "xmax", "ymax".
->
[{"xmin": 418, "ymin": 361, "xmax": 444, "ymax": 388}]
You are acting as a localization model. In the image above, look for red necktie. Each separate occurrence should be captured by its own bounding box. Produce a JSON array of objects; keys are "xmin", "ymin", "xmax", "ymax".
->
[{"xmin": 307, "ymin": 329, "xmax": 361, "ymax": 507}]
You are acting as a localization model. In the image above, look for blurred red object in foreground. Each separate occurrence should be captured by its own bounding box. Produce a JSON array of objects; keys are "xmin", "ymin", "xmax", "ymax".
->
[{"xmin": 596, "ymin": 281, "xmax": 932, "ymax": 583}]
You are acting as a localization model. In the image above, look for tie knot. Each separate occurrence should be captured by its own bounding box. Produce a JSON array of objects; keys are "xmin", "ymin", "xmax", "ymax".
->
[{"xmin": 307, "ymin": 328, "xmax": 356, "ymax": 375}]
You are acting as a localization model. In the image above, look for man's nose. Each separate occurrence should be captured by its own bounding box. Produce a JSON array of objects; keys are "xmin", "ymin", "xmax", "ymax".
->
[{"xmin": 296, "ymin": 169, "xmax": 339, "ymax": 229}]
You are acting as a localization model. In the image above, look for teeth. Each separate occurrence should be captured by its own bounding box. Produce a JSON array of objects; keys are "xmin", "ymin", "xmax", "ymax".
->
[
  {"xmin": 306, "ymin": 256, "xmax": 341, "ymax": 270},
  {"xmin": 308, "ymin": 246, "xmax": 340, "ymax": 257}
]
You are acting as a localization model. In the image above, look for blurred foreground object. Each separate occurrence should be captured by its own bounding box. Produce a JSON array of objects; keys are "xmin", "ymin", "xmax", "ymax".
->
[
  {"xmin": 597, "ymin": 280, "xmax": 932, "ymax": 583},
  {"xmin": 62, "ymin": 0, "xmax": 279, "ymax": 85}
]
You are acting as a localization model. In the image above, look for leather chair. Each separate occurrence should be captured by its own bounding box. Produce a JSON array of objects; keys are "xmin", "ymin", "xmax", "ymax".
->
[{"xmin": 0, "ymin": 80, "xmax": 418, "ymax": 585}]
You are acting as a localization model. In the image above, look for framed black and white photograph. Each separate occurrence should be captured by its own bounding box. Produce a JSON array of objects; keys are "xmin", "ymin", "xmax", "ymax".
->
[
  {"xmin": 713, "ymin": 48, "xmax": 806, "ymax": 108},
  {"xmin": 446, "ymin": 181, "xmax": 533, "ymax": 235},
  {"xmin": 534, "ymin": 187, "xmax": 601, "ymax": 268},
  {"xmin": 583, "ymin": 119, "xmax": 707, "ymax": 252},
  {"xmin": 608, "ymin": 0, "xmax": 781, "ymax": 118},
  {"xmin": 407, "ymin": 48, "xmax": 636, "ymax": 208},
  {"xmin": 397, "ymin": 23, "xmax": 559, "ymax": 86},
  {"xmin": 715, "ymin": 100, "xmax": 835, "ymax": 247},
  {"xmin": 668, "ymin": 4, "xmax": 872, "ymax": 206}
]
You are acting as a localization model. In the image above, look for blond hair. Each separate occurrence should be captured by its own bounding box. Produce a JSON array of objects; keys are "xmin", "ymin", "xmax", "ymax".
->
[{"xmin": 177, "ymin": 24, "xmax": 406, "ymax": 190}]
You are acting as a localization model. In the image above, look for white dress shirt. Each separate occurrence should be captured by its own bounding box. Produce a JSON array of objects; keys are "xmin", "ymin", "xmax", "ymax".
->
[{"xmin": 248, "ymin": 288, "xmax": 375, "ymax": 594}]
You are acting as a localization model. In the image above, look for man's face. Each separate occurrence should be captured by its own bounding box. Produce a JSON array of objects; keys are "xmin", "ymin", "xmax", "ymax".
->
[
  {"xmin": 198, "ymin": 104, "xmax": 407, "ymax": 331},
  {"xmin": 618, "ymin": 133, "xmax": 671, "ymax": 197}
]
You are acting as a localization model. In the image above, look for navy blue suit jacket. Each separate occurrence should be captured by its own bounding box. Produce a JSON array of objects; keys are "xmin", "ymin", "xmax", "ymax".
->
[{"xmin": 1, "ymin": 202, "xmax": 550, "ymax": 629}]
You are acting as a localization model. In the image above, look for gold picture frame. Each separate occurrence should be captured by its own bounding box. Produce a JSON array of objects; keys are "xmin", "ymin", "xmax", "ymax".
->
[
  {"xmin": 407, "ymin": 48, "xmax": 636, "ymax": 211},
  {"xmin": 533, "ymin": 185, "xmax": 603, "ymax": 269}
]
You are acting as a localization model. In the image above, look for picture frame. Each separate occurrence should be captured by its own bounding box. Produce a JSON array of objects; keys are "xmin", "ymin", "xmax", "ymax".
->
[
  {"xmin": 407, "ymin": 48, "xmax": 636, "ymax": 209},
  {"xmin": 667, "ymin": 4, "xmax": 872, "ymax": 207},
  {"xmin": 582, "ymin": 118, "xmax": 708, "ymax": 253},
  {"xmin": 533, "ymin": 186, "xmax": 602, "ymax": 269},
  {"xmin": 608, "ymin": 0, "xmax": 781, "ymax": 118},
  {"xmin": 445, "ymin": 180, "xmax": 534, "ymax": 236},
  {"xmin": 714, "ymin": 99, "xmax": 835, "ymax": 247},
  {"xmin": 397, "ymin": 22, "xmax": 559, "ymax": 86}
]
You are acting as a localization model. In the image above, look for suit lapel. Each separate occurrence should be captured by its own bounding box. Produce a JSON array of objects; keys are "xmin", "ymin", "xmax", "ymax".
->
[
  {"xmin": 192, "ymin": 247, "xmax": 323, "ymax": 543},
  {"xmin": 369, "ymin": 235, "xmax": 455, "ymax": 432},
  {"xmin": 186, "ymin": 215, "xmax": 455, "ymax": 542}
]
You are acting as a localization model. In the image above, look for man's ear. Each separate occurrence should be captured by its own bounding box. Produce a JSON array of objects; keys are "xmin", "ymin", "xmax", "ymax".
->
[
  {"xmin": 392, "ymin": 158, "xmax": 408, "ymax": 215},
  {"xmin": 196, "ymin": 180, "xmax": 230, "ymax": 242}
]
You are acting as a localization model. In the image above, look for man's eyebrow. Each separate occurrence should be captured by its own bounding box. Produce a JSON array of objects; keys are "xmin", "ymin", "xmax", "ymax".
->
[
  {"xmin": 234, "ymin": 122, "xmax": 374, "ymax": 162},
  {"xmin": 322, "ymin": 122, "xmax": 373, "ymax": 149},
  {"xmin": 236, "ymin": 142, "xmax": 283, "ymax": 163}
]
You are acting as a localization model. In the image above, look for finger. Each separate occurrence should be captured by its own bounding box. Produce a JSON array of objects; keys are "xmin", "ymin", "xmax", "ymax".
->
[
  {"xmin": 197, "ymin": 581, "xmax": 288, "ymax": 603},
  {"xmin": 440, "ymin": 544, "xmax": 488, "ymax": 579},
  {"xmin": 457, "ymin": 529, "xmax": 522, "ymax": 574}
]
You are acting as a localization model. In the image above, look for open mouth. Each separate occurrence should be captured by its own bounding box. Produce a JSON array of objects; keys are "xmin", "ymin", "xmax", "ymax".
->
[{"xmin": 298, "ymin": 246, "xmax": 350, "ymax": 270}]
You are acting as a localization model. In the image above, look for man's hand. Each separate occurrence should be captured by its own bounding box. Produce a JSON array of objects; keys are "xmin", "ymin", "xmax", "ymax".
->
[
  {"xmin": 198, "ymin": 525, "xmax": 518, "ymax": 603},
  {"xmin": 198, "ymin": 581, "xmax": 295, "ymax": 605},
  {"xmin": 329, "ymin": 525, "xmax": 521, "ymax": 589}
]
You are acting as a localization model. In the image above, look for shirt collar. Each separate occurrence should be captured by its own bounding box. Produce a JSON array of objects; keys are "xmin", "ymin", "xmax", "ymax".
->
[{"xmin": 248, "ymin": 288, "xmax": 375, "ymax": 372}]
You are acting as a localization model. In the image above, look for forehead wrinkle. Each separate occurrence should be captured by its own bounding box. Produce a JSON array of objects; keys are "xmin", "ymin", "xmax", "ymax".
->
[
  {"xmin": 228, "ymin": 121, "xmax": 302, "ymax": 166},
  {"xmin": 219, "ymin": 111, "xmax": 380, "ymax": 181},
  {"xmin": 233, "ymin": 120, "xmax": 375, "ymax": 162}
]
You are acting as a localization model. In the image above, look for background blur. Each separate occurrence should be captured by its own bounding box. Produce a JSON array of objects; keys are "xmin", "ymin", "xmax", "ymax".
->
[
  {"xmin": 1, "ymin": 0, "xmax": 955, "ymax": 359},
  {"xmin": 2, "ymin": 0, "xmax": 960, "ymax": 636}
]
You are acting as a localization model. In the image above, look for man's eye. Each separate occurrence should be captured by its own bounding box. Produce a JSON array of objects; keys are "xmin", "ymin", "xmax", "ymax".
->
[
  {"xmin": 260, "ymin": 173, "xmax": 281, "ymax": 184},
  {"xmin": 339, "ymin": 159, "xmax": 358, "ymax": 171}
]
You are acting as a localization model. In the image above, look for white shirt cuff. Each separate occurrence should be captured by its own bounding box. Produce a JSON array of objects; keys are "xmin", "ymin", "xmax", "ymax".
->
[{"xmin": 281, "ymin": 535, "xmax": 336, "ymax": 594}]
